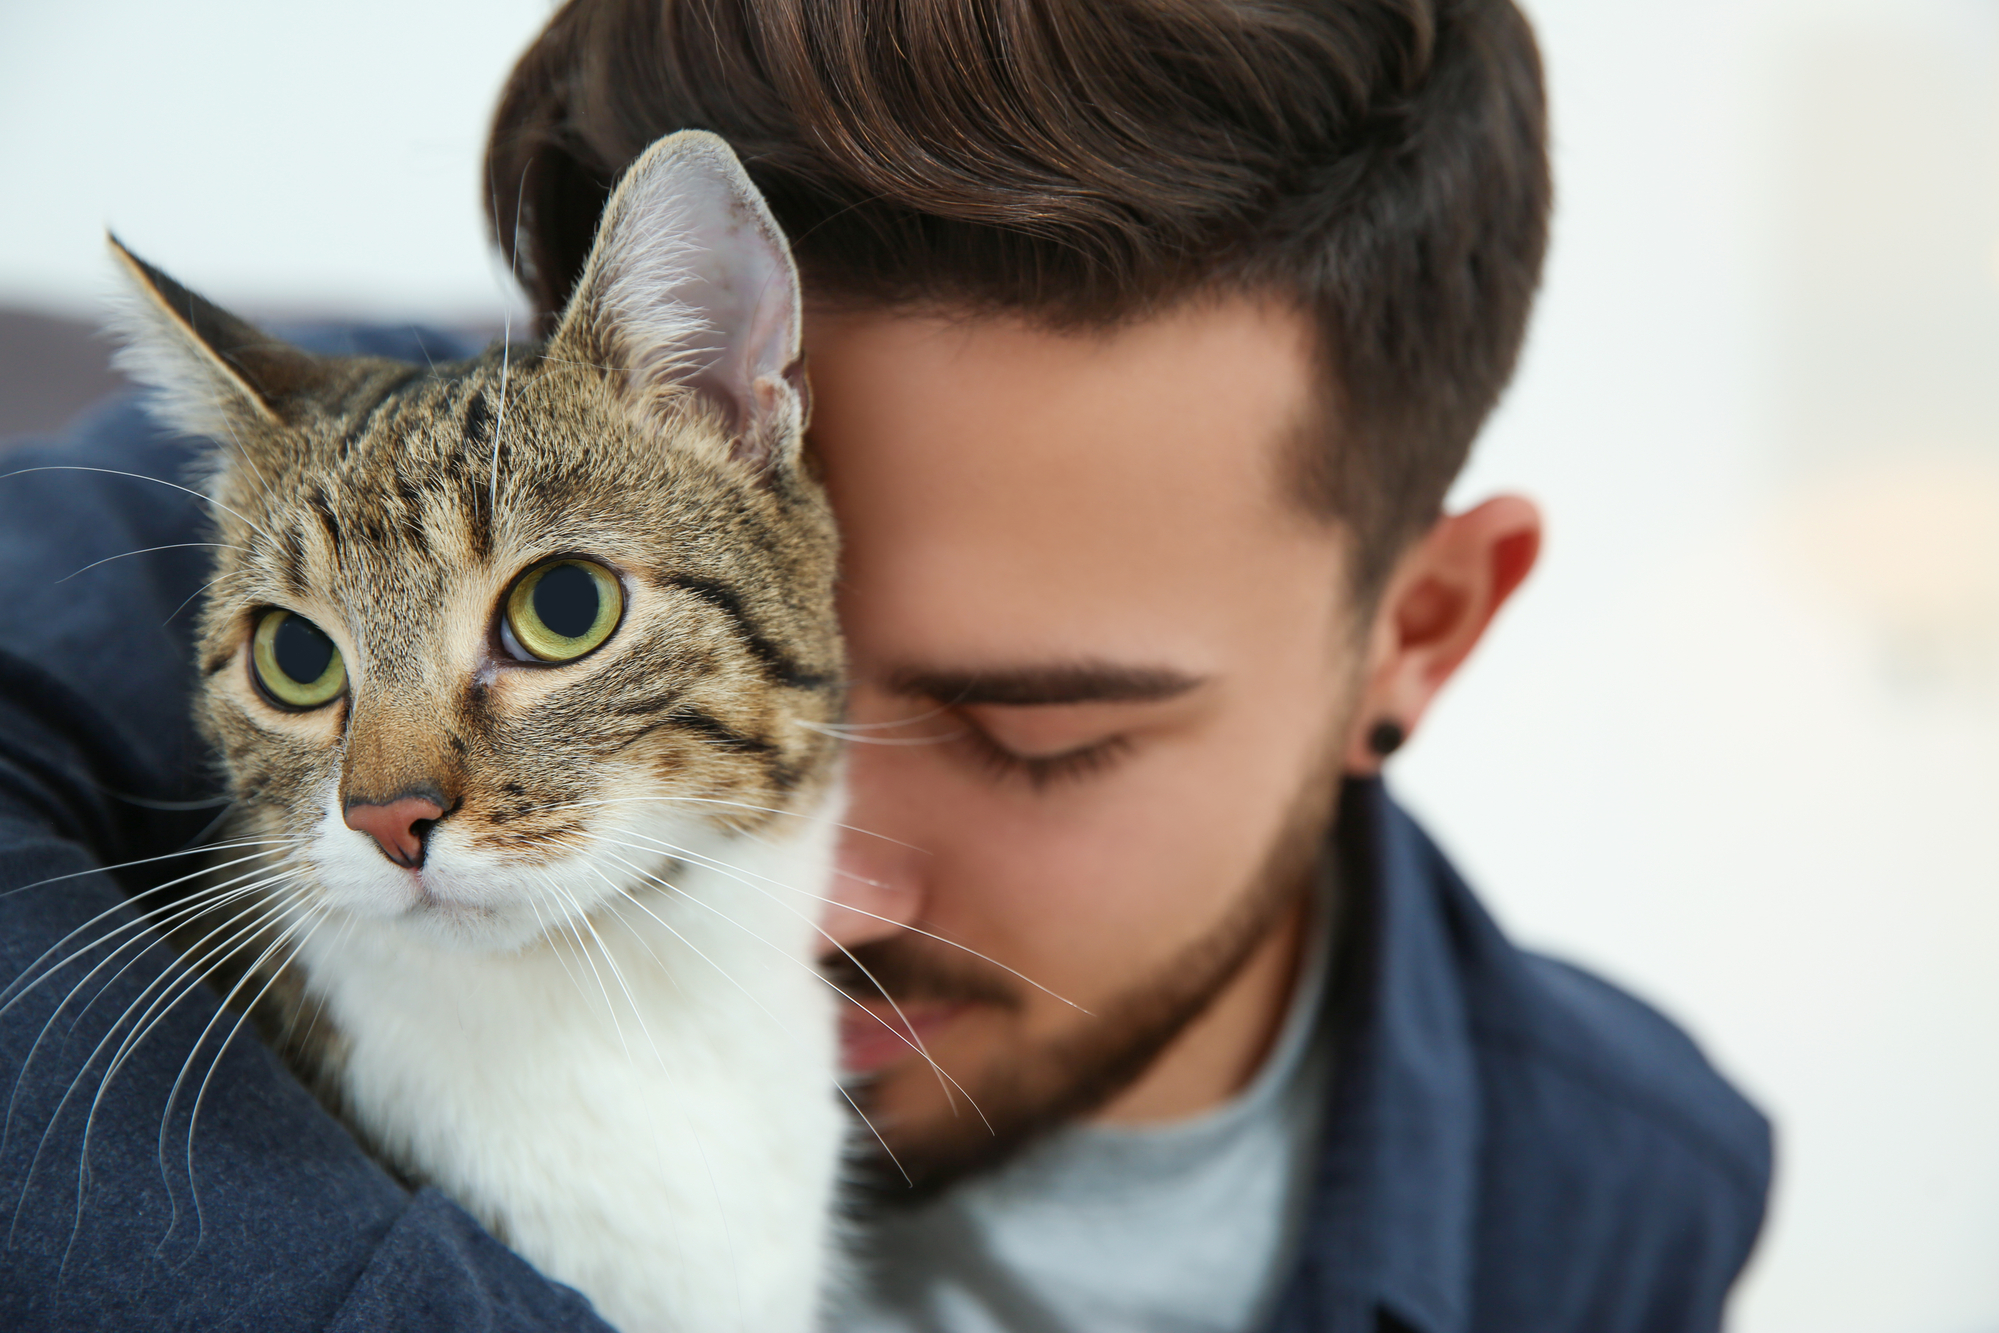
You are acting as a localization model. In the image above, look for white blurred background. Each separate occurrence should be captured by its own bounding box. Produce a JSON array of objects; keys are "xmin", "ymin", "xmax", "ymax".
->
[{"xmin": 1, "ymin": 0, "xmax": 1993, "ymax": 1328}]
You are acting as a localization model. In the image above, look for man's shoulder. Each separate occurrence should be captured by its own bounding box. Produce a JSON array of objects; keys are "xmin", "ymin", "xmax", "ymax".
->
[
  {"xmin": 1473, "ymin": 947, "xmax": 1771, "ymax": 1196},
  {"xmin": 1348, "ymin": 785, "xmax": 1772, "ymax": 1330},
  {"xmin": 1374, "ymin": 790, "xmax": 1769, "ymax": 1201},
  {"xmin": 1454, "ymin": 941, "xmax": 1770, "ymax": 1327},
  {"xmin": 1417, "ymin": 846, "xmax": 1771, "ymax": 1326}
]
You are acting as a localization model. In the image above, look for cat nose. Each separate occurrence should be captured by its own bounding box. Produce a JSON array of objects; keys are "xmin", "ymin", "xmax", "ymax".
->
[{"xmin": 344, "ymin": 793, "xmax": 448, "ymax": 869}]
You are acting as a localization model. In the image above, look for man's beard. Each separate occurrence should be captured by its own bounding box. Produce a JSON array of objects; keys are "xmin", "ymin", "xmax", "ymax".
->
[{"xmin": 827, "ymin": 748, "xmax": 1343, "ymax": 1206}]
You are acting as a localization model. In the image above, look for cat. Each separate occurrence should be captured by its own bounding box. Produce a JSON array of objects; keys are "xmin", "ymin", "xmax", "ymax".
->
[{"xmin": 105, "ymin": 131, "xmax": 850, "ymax": 1332}]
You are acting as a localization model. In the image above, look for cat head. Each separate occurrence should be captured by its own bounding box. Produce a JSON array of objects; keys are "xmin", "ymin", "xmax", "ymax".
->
[{"xmin": 113, "ymin": 132, "xmax": 844, "ymax": 952}]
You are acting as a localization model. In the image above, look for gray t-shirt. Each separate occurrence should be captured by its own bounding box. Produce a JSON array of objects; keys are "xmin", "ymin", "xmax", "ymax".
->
[{"xmin": 833, "ymin": 885, "xmax": 1336, "ymax": 1333}]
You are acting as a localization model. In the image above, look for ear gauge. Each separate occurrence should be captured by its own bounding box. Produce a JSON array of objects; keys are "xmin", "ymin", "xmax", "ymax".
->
[{"xmin": 1367, "ymin": 719, "xmax": 1407, "ymax": 758}]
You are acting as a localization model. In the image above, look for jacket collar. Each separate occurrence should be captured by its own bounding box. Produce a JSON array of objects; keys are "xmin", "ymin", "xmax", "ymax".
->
[{"xmin": 1269, "ymin": 777, "xmax": 1481, "ymax": 1333}]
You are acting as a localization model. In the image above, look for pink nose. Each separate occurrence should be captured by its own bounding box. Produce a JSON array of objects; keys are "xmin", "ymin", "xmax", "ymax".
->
[{"xmin": 343, "ymin": 795, "xmax": 447, "ymax": 868}]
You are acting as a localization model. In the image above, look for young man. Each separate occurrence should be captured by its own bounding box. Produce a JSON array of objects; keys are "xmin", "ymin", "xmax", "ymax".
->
[{"xmin": 0, "ymin": 1, "xmax": 1768, "ymax": 1329}]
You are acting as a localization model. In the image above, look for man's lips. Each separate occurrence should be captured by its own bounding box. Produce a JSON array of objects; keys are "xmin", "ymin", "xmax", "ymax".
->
[{"xmin": 837, "ymin": 1001, "xmax": 970, "ymax": 1076}]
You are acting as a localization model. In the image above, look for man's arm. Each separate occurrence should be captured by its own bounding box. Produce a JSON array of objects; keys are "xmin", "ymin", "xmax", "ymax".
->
[{"xmin": 0, "ymin": 341, "xmax": 614, "ymax": 1330}]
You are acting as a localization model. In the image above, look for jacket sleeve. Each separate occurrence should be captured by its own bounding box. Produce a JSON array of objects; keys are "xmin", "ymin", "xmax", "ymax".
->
[{"xmin": 0, "ymin": 368, "xmax": 615, "ymax": 1330}]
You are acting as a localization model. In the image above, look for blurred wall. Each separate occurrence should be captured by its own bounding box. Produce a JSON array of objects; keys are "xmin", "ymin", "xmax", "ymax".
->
[{"xmin": 1, "ymin": 1, "xmax": 1994, "ymax": 1329}]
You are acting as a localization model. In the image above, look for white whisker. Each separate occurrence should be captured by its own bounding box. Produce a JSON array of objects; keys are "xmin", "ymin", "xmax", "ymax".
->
[
  {"xmin": 55, "ymin": 542, "xmax": 255, "ymax": 584},
  {"xmin": 544, "ymin": 879, "xmax": 635, "ymax": 1062},
  {"xmin": 565, "ymin": 870, "xmax": 667, "ymax": 1069},
  {"xmin": 1, "ymin": 845, "xmax": 299, "ymax": 1012},
  {"xmin": 526, "ymin": 793, "xmax": 929, "ymax": 854},
  {"xmin": 161, "ymin": 567, "xmax": 248, "ymax": 629},
  {"xmin": 170, "ymin": 892, "xmax": 331, "ymax": 1247},
  {"xmin": 0, "ymin": 836, "xmax": 296, "ymax": 905},
  {"xmin": 0, "ymin": 466, "xmax": 277, "ymax": 545},
  {"xmin": 604, "ymin": 824, "xmax": 1085, "ymax": 1014},
  {"xmin": 8, "ymin": 878, "xmax": 302, "ymax": 1253},
  {"xmin": 794, "ymin": 720, "xmax": 965, "ymax": 748},
  {"xmin": 575, "ymin": 847, "xmax": 914, "ymax": 1183},
  {"xmin": 580, "ymin": 836, "xmax": 988, "ymax": 1134}
]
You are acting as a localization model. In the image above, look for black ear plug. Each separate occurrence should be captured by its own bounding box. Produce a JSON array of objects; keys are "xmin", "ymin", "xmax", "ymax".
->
[{"xmin": 1367, "ymin": 719, "xmax": 1406, "ymax": 758}]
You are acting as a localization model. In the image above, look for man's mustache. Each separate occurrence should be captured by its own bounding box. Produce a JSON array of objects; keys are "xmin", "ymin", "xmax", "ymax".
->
[{"xmin": 821, "ymin": 937, "xmax": 1023, "ymax": 1011}]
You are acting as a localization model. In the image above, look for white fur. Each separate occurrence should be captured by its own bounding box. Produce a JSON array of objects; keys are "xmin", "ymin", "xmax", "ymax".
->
[
  {"xmin": 104, "ymin": 254, "xmax": 263, "ymax": 446},
  {"xmin": 290, "ymin": 783, "xmax": 848, "ymax": 1332}
]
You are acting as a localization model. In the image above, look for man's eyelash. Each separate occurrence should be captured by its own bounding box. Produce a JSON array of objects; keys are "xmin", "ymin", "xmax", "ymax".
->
[{"xmin": 961, "ymin": 727, "xmax": 1132, "ymax": 790}]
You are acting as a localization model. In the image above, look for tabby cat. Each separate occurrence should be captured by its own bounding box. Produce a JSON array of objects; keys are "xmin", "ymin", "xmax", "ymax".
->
[{"xmin": 109, "ymin": 132, "xmax": 849, "ymax": 1331}]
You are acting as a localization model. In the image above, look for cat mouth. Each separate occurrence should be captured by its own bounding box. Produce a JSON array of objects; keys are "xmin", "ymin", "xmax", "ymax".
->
[{"xmin": 396, "ymin": 869, "xmax": 500, "ymax": 923}]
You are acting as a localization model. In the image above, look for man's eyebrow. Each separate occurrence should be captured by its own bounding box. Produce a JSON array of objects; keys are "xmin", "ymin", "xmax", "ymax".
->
[{"xmin": 887, "ymin": 663, "xmax": 1206, "ymax": 706}]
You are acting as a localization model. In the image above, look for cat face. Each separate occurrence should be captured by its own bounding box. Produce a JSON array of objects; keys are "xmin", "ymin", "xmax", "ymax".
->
[{"xmin": 116, "ymin": 133, "xmax": 842, "ymax": 951}]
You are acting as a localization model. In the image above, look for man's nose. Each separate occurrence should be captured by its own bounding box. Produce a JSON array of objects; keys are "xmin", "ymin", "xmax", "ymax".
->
[
  {"xmin": 819, "ymin": 743, "xmax": 930, "ymax": 952},
  {"xmin": 821, "ymin": 822, "xmax": 927, "ymax": 952},
  {"xmin": 344, "ymin": 793, "xmax": 448, "ymax": 869}
]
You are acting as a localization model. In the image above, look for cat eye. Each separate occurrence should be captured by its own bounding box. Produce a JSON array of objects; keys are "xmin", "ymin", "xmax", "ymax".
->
[
  {"xmin": 250, "ymin": 609, "xmax": 348, "ymax": 710},
  {"xmin": 503, "ymin": 558, "xmax": 624, "ymax": 663}
]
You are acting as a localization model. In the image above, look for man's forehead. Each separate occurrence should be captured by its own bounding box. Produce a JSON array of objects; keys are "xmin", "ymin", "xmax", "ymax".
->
[
  {"xmin": 802, "ymin": 296, "xmax": 1350, "ymax": 674},
  {"xmin": 801, "ymin": 300, "xmax": 1329, "ymax": 533}
]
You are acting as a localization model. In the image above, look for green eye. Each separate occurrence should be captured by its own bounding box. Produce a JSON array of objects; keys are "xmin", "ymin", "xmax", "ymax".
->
[
  {"xmin": 251, "ymin": 609, "xmax": 347, "ymax": 709},
  {"xmin": 504, "ymin": 559, "xmax": 623, "ymax": 662}
]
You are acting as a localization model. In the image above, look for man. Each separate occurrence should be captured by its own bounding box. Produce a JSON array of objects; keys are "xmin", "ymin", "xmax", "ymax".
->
[{"xmin": 0, "ymin": 0, "xmax": 1768, "ymax": 1329}]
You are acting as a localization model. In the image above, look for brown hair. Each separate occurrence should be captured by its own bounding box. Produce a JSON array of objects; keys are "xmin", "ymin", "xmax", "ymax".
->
[{"xmin": 487, "ymin": 0, "xmax": 1549, "ymax": 594}]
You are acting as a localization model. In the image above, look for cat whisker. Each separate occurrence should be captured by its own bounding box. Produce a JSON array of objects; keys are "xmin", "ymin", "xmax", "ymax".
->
[
  {"xmin": 2, "ymin": 864, "xmax": 302, "ymax": 1154},
  {"xmin": 598, "ymin": 825, "xmax": 1086, "ymax": 1015},
  {"xmin": 0, "ymin": 465, "xmax": 279, "ymax": 546},
  {"xmin": 791, "ymin": 703, "xmax": 955, "ymax": 735},
  {"xmin": 1, "ymin": 846, "xmax": 302, "ymax": 1015},
  {"xmin": 567, "ymin": 849, "xmax": 916, "ymax": 1184},
  {"xmin": 565, "ymin": 869, "xmax": 764, "ymax": 1306},
  {"xmin": 213, "ymin": 413, "xmax": 288, "ymax": 521},
  {"xmin": 488, "ymin": 160, "xmax": 532, "ymax": 528},
  {"xmin": 793, "ymin": 720, "xmax": 966, "ymax": 748},
  {"xmin": 569, "ymin": 870, "xmax": 677, "ymax": 982},
  {"xmin": 601, "ymin": 873, "xmax": 913, "ymax": 1187},
  {"xmin": 73, "ymin": 883, "xmax": 309, "ymax": 1141},
  {"xmin": 62, "ymin": 883, "xmax": 309, "ymax": 1266},
  {"xmin": 8, "ymin": 879, "xmax": 304, "ymax": 1253},
  {"xmin": 264, "ymin": 901, "xmax": 360, "ymax": 1106},
  {"xmin": 579, "ymin": 836, "xmax": 989, "ymax": 1133},
  {"xmin": 526, "ymin": 794, "xmax": 929, "ymax": 853},
  {"xmin": 522, "ymin": 879, "xmax": 596, "ymax": 1011},
  {"xmin": 539, "ymin": 876, "xmax": 639, "ymax": 1064},
  {"xmin": 91, "ymin": 788, "xmax": 235, "ymax": 813},
  {"xmin": 169, "ymin": 893, "xmax": 332, "ymax": 1248},
  {"xmin": 0, "ymin": 836, "xmax": 297, "ymax": 905},
  {"xmin": 161, "ymin": 567, "xmax": 250, "ymax": 629},
  {"xmin": 562, "ymin": 874, "xmax": 665, "ymax": 1069},
  {"xmin": 54, "ymin": 542, "xmax": 257, "ymax": 584},
  {"xmin": 581, "ymin": 854, "xmax": 806, "ymax": 1050}
]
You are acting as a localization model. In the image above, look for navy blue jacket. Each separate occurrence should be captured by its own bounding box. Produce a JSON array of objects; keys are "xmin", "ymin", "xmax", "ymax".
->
[{"xmin": 0, "ymin": 328, "xmax": 1769, "ymax": 1331}]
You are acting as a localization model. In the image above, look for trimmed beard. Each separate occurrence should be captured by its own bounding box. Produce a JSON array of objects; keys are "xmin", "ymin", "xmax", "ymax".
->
[{"xmin": 830, "ymin": 745, "xmax": 1344, "ymax": 1206}]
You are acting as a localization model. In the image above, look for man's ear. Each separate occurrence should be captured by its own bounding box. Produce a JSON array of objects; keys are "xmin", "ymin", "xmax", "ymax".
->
[
  {"xmin": 1342, "ymin": 495, "xmax": 1542, "ymax": 774},
  {"xmin": 107, "ymin": 234, "xmax": 329, "ymax": 441},
  {"xmin": 547, "ymin": 130, "xmax": 805, "ymax": 481}
]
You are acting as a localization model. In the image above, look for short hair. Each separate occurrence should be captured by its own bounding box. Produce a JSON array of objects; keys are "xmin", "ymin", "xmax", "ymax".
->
[{"xmin": 487, "ymin": 0, "xmax": 1550, "ymax": 596}]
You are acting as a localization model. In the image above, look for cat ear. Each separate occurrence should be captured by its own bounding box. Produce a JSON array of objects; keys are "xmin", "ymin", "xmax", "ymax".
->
[
  {"xmin": 549, "ymin": 131, "xmax": 806, "ymax": 478},
  {"xmin": 106, "ymin": 234, "xmax": 328, "ymax": 440}
]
